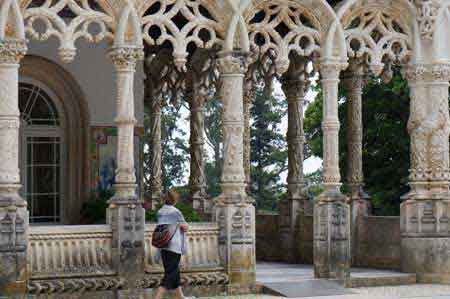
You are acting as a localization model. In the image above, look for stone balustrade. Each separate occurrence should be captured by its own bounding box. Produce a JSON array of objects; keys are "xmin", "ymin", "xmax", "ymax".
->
[
  {"xmin": 27, "ymin": 222, "xmax": 224, "ymax": 292},
  {"xmin": 28, "ymin": 225, "xmax": 114, "ymax": 279},
  {"xmin": 144, "ymin": 222, "xmax": 222, "ymax": 271}
]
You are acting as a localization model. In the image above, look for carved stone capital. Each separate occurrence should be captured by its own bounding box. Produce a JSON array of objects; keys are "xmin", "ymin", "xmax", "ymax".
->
[
  {"xmin": 217, "ymin": 53, "xmax": 248, "ymax": 75},
  {"xmin": 319, "ymin": 60, "xmax": 348, "ymax": 80},
  {"xmin": 0, "ymin": 39, "xmax": 27, "ymax": 64},
  {"xmin": 109, "ymin": 47, "xmax": 144, "ymax": 71},
  {"xmin": 415, "ymin": 0, "xmax": 441, "ymax": 40}
]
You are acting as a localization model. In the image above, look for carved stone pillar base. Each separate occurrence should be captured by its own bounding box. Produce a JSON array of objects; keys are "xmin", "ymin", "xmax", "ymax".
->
[
  {"xmin": 350, "ymin": 197, "xmax": 371, "ymax": 266},
  {"xmin": 108, "ymin": 196, "xmax": 145, "ymax": 288},
  {"xmin": 0, "ymin": 198, "xmax": 28, "ymax": 298},
  {"xmin": 401, "ymin": 197, "xmax": 450, "ymax": 280},
  {"xmin": 314, "ymin": 191, "xmax": 350, "ymax": 280},
  {"xmin": 279, "ymin": 197, "xmax": 312, "ymax": 264},
  {"xmin": 214, "ymin": 194, "xmax": 256, "ymax": 287}
]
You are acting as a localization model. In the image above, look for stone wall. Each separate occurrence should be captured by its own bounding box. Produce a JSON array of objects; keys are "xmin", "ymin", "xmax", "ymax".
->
[
  {"xmin": 255, "ymin": 214, "xmax": 401, "ymax": 270},
  {"xmin": 256, "ymin": 214, "xmax": 281, "ymax": 262},
  {"xmin": 354, "ymin": 216, "xmax": 401, "ymax": 270}
]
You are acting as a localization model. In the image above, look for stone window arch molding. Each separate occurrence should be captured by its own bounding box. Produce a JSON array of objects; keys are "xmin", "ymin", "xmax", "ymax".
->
[{"xmin": 19, "ymin": 55, "xmax": 90, "ymax": 224}]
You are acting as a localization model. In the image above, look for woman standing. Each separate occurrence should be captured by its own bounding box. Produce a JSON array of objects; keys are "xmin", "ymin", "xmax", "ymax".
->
[{"xmin": 154, "ymin": 189, "xmax": 194, "ymax": 299}]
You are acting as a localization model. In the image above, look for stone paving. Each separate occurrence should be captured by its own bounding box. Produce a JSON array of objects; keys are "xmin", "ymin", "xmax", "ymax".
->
[{"xmin": 198, "ymin": 263, "xmax": 450, "ymax": 299}]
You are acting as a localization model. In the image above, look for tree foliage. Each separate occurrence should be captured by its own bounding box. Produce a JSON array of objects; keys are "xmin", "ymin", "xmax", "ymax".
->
[
  {"xmin": 250, "ymin": 81, "xmax": 288, "ymax": 211},
  {"xmin": 304, "ymin": 70, "xmax": 411, "ymax": 215}
]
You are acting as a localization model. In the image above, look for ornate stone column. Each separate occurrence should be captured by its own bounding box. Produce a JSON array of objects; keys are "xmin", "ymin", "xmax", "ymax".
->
[
  {"xmin": 107, "ymin": 46, "xmax": 145, "ymax": 287},
  {"xmin": 149, "ymin": 89, "xmax": 162, "ymax": 209},
  {"xmin": 0, "ymin": 38, "xmax": 28, "ymax": 298},
  {"xmin": 314, "ymin": 60, "xmax": 350, "ymax": 280},
  {"xmin": 342, "ymin": 62, "xmax": 371, "ymax": 265},
  {"xmin": 279, "ymin": 62, "xmax": 309, "ymax": 263},
  {"xmin": 401, "ymin": 64, "xmax": 450, "ymax": 281},
  {"xmin": 188, "ymin": 80, "xmax": 208, "ymax": 212},
  {"xmin": 213, "ymin": 52, "xmax": 256, "ymax": 287}
]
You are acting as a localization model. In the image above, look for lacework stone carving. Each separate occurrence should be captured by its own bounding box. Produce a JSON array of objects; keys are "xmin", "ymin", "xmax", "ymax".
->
[
  {"xmin": 246, "ymin": 1, "xmax": 321, "ymax": 74},
  {"xmin": 140, "ymin": 0, "xmax": 222, "ymax": 71},
  {"xmin": 342, "ymin": 5, "xmax": 412, "ymax": 75},
  {"xmin": 23, "ymin": 0, "xmax": 114, "ymax": 62}
]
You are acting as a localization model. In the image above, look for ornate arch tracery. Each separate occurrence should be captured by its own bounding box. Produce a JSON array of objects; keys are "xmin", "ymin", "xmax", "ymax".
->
[
  {"xmin": 139, "ymin": 0, "xmax": 223, "ymax": 71},
  {"xmin": 340, "ymin": 2, "xmax": 413, "ymax": 75},
  {"xmin": 245, "ymin": 0, "xmax": 322, "ymax": 74}
]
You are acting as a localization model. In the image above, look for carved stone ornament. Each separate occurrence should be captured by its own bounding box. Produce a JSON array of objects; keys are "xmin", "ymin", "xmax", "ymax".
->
[
  {"xmin": 415, "ymin": 0, "xmax": 441, "ymax": 40},
  {"xmin": 109, "ymin": 47, "xmax": 144, "ymax": 71},
  {"xmin": 0, "ymin": 39, "xmax": 27, "ymax": 64},
  {"xmin": 217, "ymin": 54, "xmax": 248, "ymax": 75}
]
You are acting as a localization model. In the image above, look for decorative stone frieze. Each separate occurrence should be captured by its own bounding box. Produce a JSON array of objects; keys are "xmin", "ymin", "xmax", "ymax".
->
[{"xmin": 0, "ymin": 39, "xmax": 27, "ymax": 64}]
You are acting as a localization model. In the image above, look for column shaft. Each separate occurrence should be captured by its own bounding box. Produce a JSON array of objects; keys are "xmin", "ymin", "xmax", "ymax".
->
[
  {"xmin": 108, "ymin": 47, "xmax": 145, "ymax": 287},
  {"xmin": 150, "ymin": 94, "xmax": 162, "ymax": 208},
  {"xmin": 0, "ymin": 39, "xmax": 28, "ymax": 297},
  {"xmin": 243, "ymin": 76, "xmax": 253, "ymax": 191},
  {"xmin": 189, "ymin": 81, "xmax": 207, "ymax": 212},
  {"xmin": 279, "ymin": 76, "xmax": 308, "ymax": 263},
  {"xmin": 213, "ymin": 52, "xmax": 256, "ymax": 287},
  {"xmin": 314, "ymin": 61, "xmax": 350, "ymax": 280},
  {"xmin": 342, "ymin": 64, "xmax": 371, "ymax": 266}
]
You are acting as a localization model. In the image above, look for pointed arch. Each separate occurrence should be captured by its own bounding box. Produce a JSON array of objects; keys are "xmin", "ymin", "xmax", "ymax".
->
[
  {"xmin": 0, "ymin": 0, "xmax": 25, "ymax": 40},
  {"xmin": 337, "ymin": 0, "xmax": 420, "ymax": 71},
  {"xmin": 242, "ymin": 0, "xmax": 345, "ymax": 73},
  {"xmin": 114, "ymin": 3, "xmax": 143, "ymax": 48}
]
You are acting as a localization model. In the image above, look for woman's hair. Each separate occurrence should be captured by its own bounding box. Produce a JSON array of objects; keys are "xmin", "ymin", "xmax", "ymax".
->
[{"xmin": 165, "ymin": 189, "xmax": 180, "ymax": 205}]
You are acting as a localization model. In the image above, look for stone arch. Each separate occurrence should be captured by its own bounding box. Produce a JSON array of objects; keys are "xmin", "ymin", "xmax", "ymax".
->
[
  {"xmin": 114, "ymin": 3, "xmax": 143, "ymax": 48},
  {"xmin": 20, "ymin": 55, "xmax": 90, "ymax": 224},
  {"xmin": 0, "ymin": 0, "xmax": 25, "ymax": 39},
  {"xmin": 337, "ymin": 0, "xmax": 419, "ymax": 74},
  {"xmin": 243, "ymin": 0, "xmax": 345, "ymax": 73},
  {"xmin": 139, "ymin": 0, "xmax": 226, "ymax": 71},
  {"xmin": 22, "ymin": 0, "xmax": 114, "ymax": 62}
]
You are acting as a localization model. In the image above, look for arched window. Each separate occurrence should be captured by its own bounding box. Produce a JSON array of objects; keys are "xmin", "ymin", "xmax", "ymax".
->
[{"xmin": 19, "ymin": 82, "xmax": 64, "ymax": 224}]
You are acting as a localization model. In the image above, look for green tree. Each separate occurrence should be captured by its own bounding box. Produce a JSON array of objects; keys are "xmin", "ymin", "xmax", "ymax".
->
[
  {"xmin": 304, "ymin": 70, "xmax": 411, "ymax": 215},
  {"xmin": 143, "ymin": 103, "xmax": 189, "ymax": 195},
  {"xmin": 204, "ymin": 99, "xmax": 223, "ymax": 198},
  {"xmin": 250, "ymin": 81, "xmax": 288, "ymax": 211}
]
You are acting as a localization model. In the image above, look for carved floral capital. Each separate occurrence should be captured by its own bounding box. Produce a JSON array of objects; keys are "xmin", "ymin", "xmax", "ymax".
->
[
  {"xmin": 109, "ymin": 47, "xmax": 144, "ymax": 71},
  {"xmin": 217, "ymin": 54, "xmax": 248, "ymax": 75},
  {"xmin": 319, "ymin": 60, "xmax": 348, "ymax": 80},
  {"xmin": 0, "ymin": 39, "xmax": 27, "ymax": 64}
]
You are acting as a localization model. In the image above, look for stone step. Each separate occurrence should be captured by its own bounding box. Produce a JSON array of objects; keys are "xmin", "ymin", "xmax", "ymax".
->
[
  {"xmin": 260, "ymin": 280, "xmax": 356, "ymax": 298},
  {"xmin": 345, "ymin": 272, "xmax": 417, "ymax": 288}
]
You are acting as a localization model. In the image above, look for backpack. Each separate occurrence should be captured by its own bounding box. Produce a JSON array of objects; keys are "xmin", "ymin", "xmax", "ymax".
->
[{"xmin": 151, "ymin": 224, "xmax": 178, "ymax": 248}]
